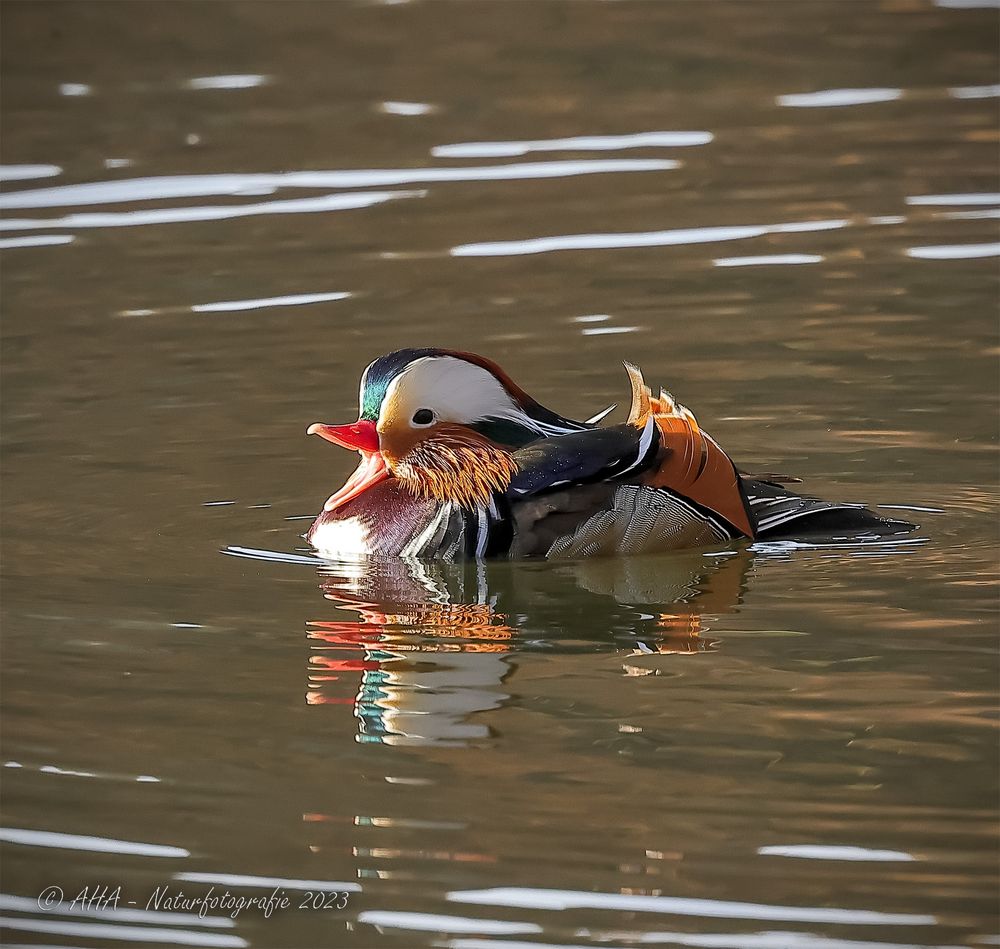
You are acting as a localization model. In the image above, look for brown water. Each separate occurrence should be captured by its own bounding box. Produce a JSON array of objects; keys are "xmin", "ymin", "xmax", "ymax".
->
[{"xmin": 2, "ymin": 2, "xmax": 998, "ymax": 947}]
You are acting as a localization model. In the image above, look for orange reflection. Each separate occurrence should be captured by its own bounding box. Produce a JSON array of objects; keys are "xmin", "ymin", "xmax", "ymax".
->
[{"xmin": 304, "ymin": 552, "xmax": 751, "ymax": 744}]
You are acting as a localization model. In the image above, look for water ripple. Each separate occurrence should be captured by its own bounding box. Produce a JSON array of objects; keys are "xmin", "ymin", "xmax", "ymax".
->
[
  {"xmin": 777, "ymin": 88, "xmax": 902, "ymax": 108},
  {"xmin": 452, "ymin": 219, "xmax": 848, "ymax": 257},
  {"xmin": 185, "ymin": 74, "xmax": 269, "ymax": 90},
  {"xmin": 381, "ymin": 100, "xmax": 435, "ymax": 115},
  {"xmin": 950, "ymin": 83, "xmax": 1000, "ymax": 98},
  {"xmin": 0, "ymin": 234, "xmax": 75, "ymax": 248},
  {"xmin": 907, "ymin": 243, "xmax": 1000, "ymax": 259},
  {"xmin": 0, "ymin": 916, "xmax": 246, "ymax": 947},
  {"xmin": 174, "ymin": 872, "xmax": 360, "ymax": 892},
  {"xmin": 757, "ymin": 845, "xmax": 917, "ymax": 862},
  {"xmin": 0, "ymin": 893, "xmax": 234, "ymax": 928},
  {"xmin": 907, "ymin": 193, "xmax": 1000, "ymax": 206},
  {"xmin": 0, "ymin": 191, "xmax": 421, "ymax": 231},
  {"xmin": 0, "ymin": 164, "xmax": 62, "ymax": 182},
  {"xmin": 191, "ymin": 292, "xmax": 350, "ymax": 313},
  {"xmin": 447, "ymin": 887, "xmax": 937, "ymax": 925},
  {"xmin": 0, "ymin": 160, "xmax": 676, "ymax": 210},
  {"xmin": 0, "ymin": 827, "xmax": 188, "ymax": 857},
  {"xmin": 433, "ymin": 131, "xmax": 713, "ymax": 158},
  {"xmin": 357, "ymin": 910, "xmax": 541, "ymax": 934},
  {"xmin": 714, "ymin": 254, "xmax": 823, "ymax": 267}
]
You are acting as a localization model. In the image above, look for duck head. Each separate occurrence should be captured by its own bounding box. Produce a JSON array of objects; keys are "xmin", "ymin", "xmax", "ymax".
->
[{"xmin": 308, "ymin": 349, "xmax": 588, "ymax": 511}]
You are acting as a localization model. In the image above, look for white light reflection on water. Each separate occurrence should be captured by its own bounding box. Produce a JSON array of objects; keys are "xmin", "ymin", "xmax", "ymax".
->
[
  {"xmin": 0, "ymin": 917, "xmax": 247, "ymax": 947},
  {"xmin": 0, "ymin": 160, "xmax": 676, "ymax": 210},
  {"xmin": 907, "ymin": 193, "xmax": 1000, "ymax": 205},
  {"xmin": 174, "ymin": 872, "xmax": 360, "ymax": 892},
  {"xmin": 358, "ymin": 911, "xmax": 541, "ymax": 934},
  {"xmin": 714, "ymin": 254, "xmax": 823, "ymax": 267},
  {"xmin": 950, "ymin": 83, "xmax": 1000, "ymax": 98},
  {"xmin": 191, "ymin": 292, "xmax": 351, "ymax": 313},
  {"xmin": 381, "ymin": 100, "xmax": 435, "ymax": 115},
  {"xmin": 0, "ymin": 894, "xmax": 234, "ymax": 929},
  {"xmin": 0, "ymin": 827, "xmax": 188, "ymax": 857},
  {"xmin": 185, "ymin": 74, "xmax": 269, "ymax": 90},
  {"xmin": 59, "ymin": 82, "xmax": 92, "ymax": 96},
  {"xmin": 0, "ymin": 191, "xmax": 422, "ymax": 231},
  {"xmin": 433, "ymin": 131, "xmax": 713, "ymax": 158},
  {"xmin": 907, "ymin": 243, "xmax": 1000, "ymax": 259},
  {"xmin": 452, "ymin": 219, "xmax": 848, "ymax": 257},
  {"xmin": 447, "ymin": 939, "xmax": 965, "ymax": 949},
  {"xmin": 777, "ymin": 88, "xmax": 902, "ymax": 107},
  {"xmin": 758, "ymin": 845, "xmax": 916, "ymax": 862},
  {"xmin": 0, "ymin": 164, "xmax": 62, "ymax": 182},
  {"xmin": 446, "ymin": 887, "xmax": 937, "ymax": 925},
  {"xmin": 0, "ymin": 235, "xmax": 75, "ymax": 248},
  {"xmin": 581, "ymin": 325, "xmax": 640, "ymax": 336},
  {"xmin": 936, "ymin": 208, "xmax": 1000, "ymax": 220}
]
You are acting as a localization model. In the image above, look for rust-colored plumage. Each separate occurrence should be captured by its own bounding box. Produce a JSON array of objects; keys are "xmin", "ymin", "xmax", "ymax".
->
[
  {"xmin": 391, "ymin": 425, "xmax": 518, "ymax": 509},
  {"xmin": 624, "ymin": 363, "xmax": 754, "ymax": 538}
]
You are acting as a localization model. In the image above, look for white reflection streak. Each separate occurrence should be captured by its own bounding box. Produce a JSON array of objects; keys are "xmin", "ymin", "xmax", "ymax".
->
[
  {"xmin": 0, "ymin": 827, "xmax": 188, "ymax": 857},
  {"xmin": 0, "ymin": 164, "xmax": 62, "ymax": 182},
  {"xmin": 357, "ymin": 911, "xmax": 541, "ymax": 934},
  {"xmin": 907, "ymin": 243, "xmax": 1000, "ymax": 259},
  {"xmin": 714, "ymin": 254, "xmax": 823, "ymax": 267},
  {"xmin": 446, "ymin": 887, "xmax": 937, "ymax": 925},
  {"xmin": 935, "ymin": 208, "xmax": 1000, "ymax": 220},
  {"xmin": 0, "ymin": 191, "xmax": 422, "ymax": 231},
  {"xmin": 433, "ymin": 131, "xmax": 713, "ymax": 158},
  {"xmin": 192, "ymin": 292, "xmax": 351, "ymax": 313},
  {"xmin": 381, "ymin": 101, "xmax": 434, "ymax": 115},
  {"xmin": 950, "ymin": 83, "xmax": 1000, "ymax": 98},
  {"xmin": 0, "ymin": 917, "xmax": 247, "ymax": 947},
  {"xmin": 174, "ymin": 871, "xmax": 360, "ymax": 892},
  {"xmin": 0, "ymin": 160, "xmax": 674, "ymax": 210},
  {"xmin": 59, "ymin": 82, "xmax": 92, "ymax": 96},
  {"xmin": 777, "ymin": 88, "xmax": 902, "ymax": 107},
  {"xmin": 934, "ymin": 0, "xmax": 1000, "ymax": 8},
  {"xmin": 452, "ymin": 219, "xmax": 848, "ymax": 257},
  {"xmin": 0, "ymin": 235, "xmax": 75, "ymax": 248},
  {"xmin": 906, "ymin": 193, "xmax": 1000, "ymax": 205},
  {"xmin": 186, "ymin": 75, "xmax": 269, "ymax": 89},
  {"xmin": 0, "ymin": 894, "xmax": 234, "ymax": 928},
  {"xmin": 581, "ymin": 326, "xmax": 640, "ymax": 335},
  {"xmin": 758, "ymin": 845, "xmax": 916, "ymax": 862},
  {"xmin": 446, "ymin": 939, "xmax": 965, "ymax": 949}
]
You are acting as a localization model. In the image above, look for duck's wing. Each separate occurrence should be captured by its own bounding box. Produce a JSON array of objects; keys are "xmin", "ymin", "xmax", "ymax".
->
[
  {"xmin": 743, "ymin": 479, "xmax": 916, "ymax": 537},
  {"xmin": 508, "ymin": 419, "xmax": 660, "ymax": 498},
  {"xmin": 506, "ymin": 419, "xmax": 749, "ymax": 557},
  {"xmin": 505, "ymin": 421, "xmax": 664, "ymax": 556}
]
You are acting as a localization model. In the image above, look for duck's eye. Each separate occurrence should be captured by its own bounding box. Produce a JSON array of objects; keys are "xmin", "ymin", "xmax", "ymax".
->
[{"xmin": 411, "ymin": 408, "xmax": 435, "ymax": 426}]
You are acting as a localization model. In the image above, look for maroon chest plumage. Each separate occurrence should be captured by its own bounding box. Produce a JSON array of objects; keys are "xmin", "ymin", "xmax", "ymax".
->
[{"xmin": 306, "ymin": 479, "xmax": 440, "ymax": 557}]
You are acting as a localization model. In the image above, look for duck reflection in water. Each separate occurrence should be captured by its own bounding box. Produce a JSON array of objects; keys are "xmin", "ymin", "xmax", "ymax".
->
[{"xmin": 305, "ymin": 550, "xmax": 751, "ymax": 746}]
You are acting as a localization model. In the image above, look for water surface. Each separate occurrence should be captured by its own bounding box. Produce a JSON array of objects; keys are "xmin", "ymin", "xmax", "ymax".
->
[{"xmin": 1, "ymin": 2, "xmax": 998, "ymax": 948}]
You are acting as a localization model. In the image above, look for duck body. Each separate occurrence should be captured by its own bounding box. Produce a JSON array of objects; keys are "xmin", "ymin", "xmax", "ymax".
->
[{"xmin": 306, "ymin": 349, "xmax": 914, "ymax": 561}]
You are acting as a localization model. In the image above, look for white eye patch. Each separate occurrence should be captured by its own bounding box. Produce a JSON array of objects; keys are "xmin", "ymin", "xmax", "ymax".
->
[{"xmin": 381, "ymin": 356, "xmax": 520, "ymax": 428}]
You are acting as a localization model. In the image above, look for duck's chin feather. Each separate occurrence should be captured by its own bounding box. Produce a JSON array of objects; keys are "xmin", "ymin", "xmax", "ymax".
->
[{"xmin": 392, "ymin": 433, "xmax": 518, "ymax": 510}]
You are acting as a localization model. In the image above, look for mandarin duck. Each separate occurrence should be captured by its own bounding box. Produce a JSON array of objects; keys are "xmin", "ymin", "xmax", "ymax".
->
[{"xmin": 305, "ymin": 349, "xmax": 914, "ymax": 560}]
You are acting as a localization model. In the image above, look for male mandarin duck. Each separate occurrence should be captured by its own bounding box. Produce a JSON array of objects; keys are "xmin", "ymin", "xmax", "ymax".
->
[{"xmin": 305, "ymin": 349, "xmax": 914, "ymax": 560}]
